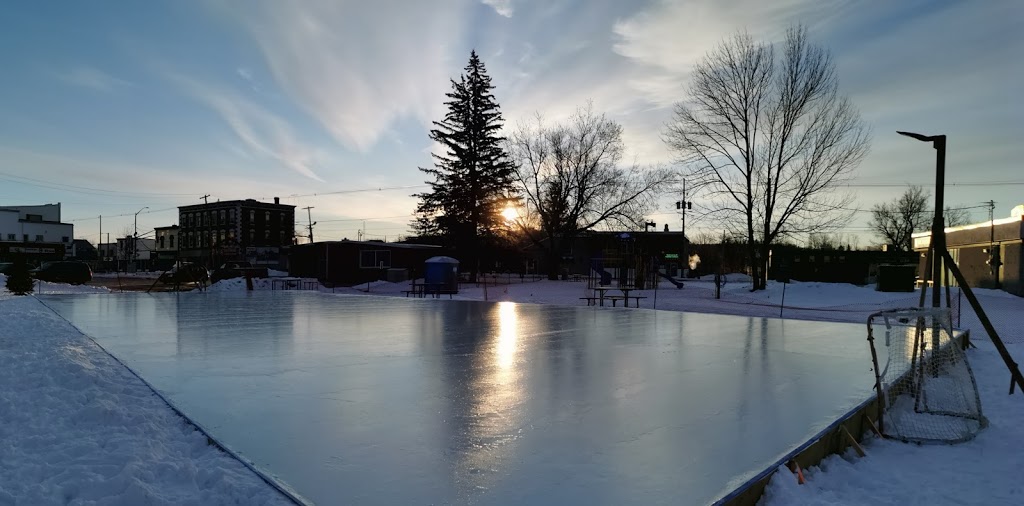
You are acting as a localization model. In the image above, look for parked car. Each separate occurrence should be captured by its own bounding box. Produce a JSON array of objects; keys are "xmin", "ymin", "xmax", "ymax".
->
[
  {"xmin": 158, "ymin": 263, "xmax": 209, "ymax": 285},
  {"xmin": 30, "ymin": 261, "xmax": 93, "ymax": 284},
  {"xmin": 211, "ymin": 261, "xmax": 267, "ymax": 283}
]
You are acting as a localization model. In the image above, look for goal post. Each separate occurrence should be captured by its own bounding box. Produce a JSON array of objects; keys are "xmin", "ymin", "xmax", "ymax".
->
[{"xmin": 866, "ymin": 307, "xmax": 987, "ymax": 444}]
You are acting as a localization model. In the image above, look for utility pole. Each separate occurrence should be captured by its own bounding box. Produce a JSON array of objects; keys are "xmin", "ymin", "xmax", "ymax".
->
[
  {"xmin": 98, "ymin": 215, "xmax": 102, "ymax": 261},
  {"xmin": 201, "ymin": 194, "xmax": 210, "ymax": 205},
  {"xmin": 676, "ymin": 180, "xmax": 693, "ymax": 276},
  {"xmin": 303, "ymin": 206, "xmax": 315, "ymax": 243},
  {"xmin": 987, "ymin": 200, "xmax": 1001, "ymax": 289}
]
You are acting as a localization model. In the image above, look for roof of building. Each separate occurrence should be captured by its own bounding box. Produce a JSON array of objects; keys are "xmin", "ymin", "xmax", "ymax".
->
[
  {"xmin": 301, "ymin": 240, "xmax": 441, "ymax": 250},
  {"xmin": 178, "ymin": 199, "xmax": 295, "ymax": 211}
]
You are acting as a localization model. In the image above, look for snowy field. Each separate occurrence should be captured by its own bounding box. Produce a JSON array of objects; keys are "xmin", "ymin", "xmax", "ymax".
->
[{"xmin": 2, "ymin": 273, "xmax": 1023, "ymax": 505}]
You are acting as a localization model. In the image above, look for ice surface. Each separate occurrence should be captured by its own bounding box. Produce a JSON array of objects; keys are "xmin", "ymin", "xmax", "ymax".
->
[{"xmin": 41, "ymin": 292, "xmax": 875, "ymax": 505}]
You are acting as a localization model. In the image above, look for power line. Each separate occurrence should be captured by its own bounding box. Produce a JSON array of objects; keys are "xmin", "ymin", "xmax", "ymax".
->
[
  {"xmin": 0, "ymin": 171, "xmax": 205, "ymax": 197},
  {"xmin": 841, "ymin": 181, "xmax": 1024, "ymax": 188}
]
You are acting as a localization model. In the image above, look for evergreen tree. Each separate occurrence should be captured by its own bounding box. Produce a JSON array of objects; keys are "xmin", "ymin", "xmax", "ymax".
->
[
  {"xmin": 414, "ymin": 50, "xmax": 517, "ymax": 282},
  {"xmin": 5, "ymin": 255, "xmax": 34, "ymax": 295}
]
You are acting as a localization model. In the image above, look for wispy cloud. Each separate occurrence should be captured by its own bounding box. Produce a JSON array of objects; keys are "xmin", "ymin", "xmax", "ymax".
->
[
  {"xmin": 169, "ymin": 74, "xmax": 323, "ymax": 181},
  {"xmin": 220, "ymin": 0, "xmax": 475, "ymax": 152},
  {"xmin": 482, "ymin": 0, "xmax": 514, "ymax": 17},
  {"xmin": 54, "ymin": 65, "xmax": 132, "ymax": 92}
]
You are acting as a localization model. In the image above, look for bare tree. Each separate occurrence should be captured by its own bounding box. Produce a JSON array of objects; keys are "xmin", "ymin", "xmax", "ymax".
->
[
  {"xmin": 664, "ymin": 26, "xmax": 870, "ymax": 290},
  {"xmin": 871, "ymin": 185, "xmax": 975, "ymax": 251},
  {"xmin": 944, "ymin": 206, "xmax": 973, "ymax": 228},
  {"xmin": 508, "ymin": 103, "xmax": 677, "ymax": 279}
]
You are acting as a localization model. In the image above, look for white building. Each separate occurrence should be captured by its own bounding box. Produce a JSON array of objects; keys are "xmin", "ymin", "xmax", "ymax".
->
[
  {"xmin": 0, "ymin": 204, "xmax": 74, "ymax": 260},
  {"xmin": 115, "ymin": 236, "xmax": 156, "ymax": 272}
]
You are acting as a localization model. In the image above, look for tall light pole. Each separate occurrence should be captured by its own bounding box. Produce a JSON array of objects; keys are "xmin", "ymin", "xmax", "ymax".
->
[
  {"xmin": 134, "ymin": 207, "xmax": 148, "ymax": 271},
  {"xmin": 897, "ymin": 131, "xmax": 945, "ymax": 309}
]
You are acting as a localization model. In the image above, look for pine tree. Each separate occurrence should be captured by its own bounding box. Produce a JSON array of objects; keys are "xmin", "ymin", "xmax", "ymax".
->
[
  {"xmin": 5, "ymin": 255, "xmax": 34, "ymax": 295},
  {"xmin": 414, "ymin": 50, "xmax": 517, "ymax": 282}
]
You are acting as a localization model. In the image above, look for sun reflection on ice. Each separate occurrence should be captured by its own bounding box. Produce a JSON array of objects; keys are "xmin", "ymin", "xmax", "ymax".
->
[{"xmin": 496, "ymin": 301, "xmax": 518, "ymax": 369}]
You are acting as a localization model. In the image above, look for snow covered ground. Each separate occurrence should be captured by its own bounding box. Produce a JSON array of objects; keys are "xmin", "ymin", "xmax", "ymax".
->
[
  {"xmin": 2, "ymin": 272, "xmax": 1023, "ymax": 505},
  {"xmin": 0, "ymin": 295, "xmax": 291, "ymax": 505}
]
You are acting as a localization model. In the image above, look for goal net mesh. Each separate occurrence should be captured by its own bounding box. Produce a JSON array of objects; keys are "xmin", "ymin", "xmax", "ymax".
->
[{"xmin": 867, "ymin": 308, "xmax": 987, "ymax": 444}]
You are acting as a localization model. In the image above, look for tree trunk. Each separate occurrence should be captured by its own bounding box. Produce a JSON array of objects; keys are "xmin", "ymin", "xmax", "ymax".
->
[{"xmin": 545, "ymin": 236, "xmax": 561, "ymax": 280}]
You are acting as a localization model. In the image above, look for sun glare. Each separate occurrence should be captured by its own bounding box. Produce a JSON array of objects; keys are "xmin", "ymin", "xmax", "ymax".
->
[{"xmin": 501, "ymin": 207, "xmax": 518, "ymax": 222}]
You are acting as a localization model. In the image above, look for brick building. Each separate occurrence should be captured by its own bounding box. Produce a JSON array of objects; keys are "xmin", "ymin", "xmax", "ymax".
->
[{"xmin": 178, "ymin": 198, "xmax": 295, "ymax": 269}]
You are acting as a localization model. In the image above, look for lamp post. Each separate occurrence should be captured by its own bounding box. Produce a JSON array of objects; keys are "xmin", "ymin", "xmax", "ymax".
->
[
  {"xmin": 897, "ymin": 131, "xmax": 945, "ymax": 309},
  {"xmin": 134, "ymin": 207, "xmax": 148, "ymax": 272}
]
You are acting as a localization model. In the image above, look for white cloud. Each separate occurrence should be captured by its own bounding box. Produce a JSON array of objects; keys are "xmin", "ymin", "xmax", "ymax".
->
[
  {"xmin": 55, "ymin": 65, "xmax": 132, "ymax": 92},
  {"xmin": 169, "ymin": 74, "xmax": 323, "ymax": 181},
  {"xmin": 482, "ymin": 0, "xmax": 514, "ymax": 17},
  {"xmin": 219, "ymin": 0, "xmax": 475, "ymax": 152}
]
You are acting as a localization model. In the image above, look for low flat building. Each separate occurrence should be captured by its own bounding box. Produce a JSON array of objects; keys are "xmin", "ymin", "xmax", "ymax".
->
[
  {"xmin": 290, "ymin": 240, "xmax": 443, "ymax": 286},
  {"xmin": 912, "ymin": 204, "xmax": 1024, "ymax": 296},
  {"xmin": 0, "ymin": 203, "xmax": 73, "ymax": 263}
]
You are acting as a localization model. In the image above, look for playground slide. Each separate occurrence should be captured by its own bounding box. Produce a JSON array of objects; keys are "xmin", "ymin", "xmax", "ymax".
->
[
  {"xmin": 590, "ymin": 262, "xmax": 613, "ymax": 286},
  {"xmin": 658, "ymin": 271, "xmax": 685, "ymax": 288}
]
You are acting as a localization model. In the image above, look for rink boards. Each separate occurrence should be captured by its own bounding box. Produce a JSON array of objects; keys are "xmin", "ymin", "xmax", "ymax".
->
[{"xmin": 42, "ymin": 292, "xmax": 877, "ymax": 506}]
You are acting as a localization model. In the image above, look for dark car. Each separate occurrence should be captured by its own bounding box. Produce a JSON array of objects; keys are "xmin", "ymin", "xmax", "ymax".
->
[
  {"xmin": 211, "ymin": 261, "xmax": 267, "ymax": 283},
  {"xmin": 158, "ymin": 263, "xmax": 209, "ymax": 285},
  {"xmin": 30, "ymin": 261, "xmax": 93, "ymax": 284}
]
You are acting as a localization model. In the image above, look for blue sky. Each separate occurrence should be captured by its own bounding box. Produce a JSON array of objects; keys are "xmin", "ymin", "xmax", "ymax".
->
[{"xmin": 0, "ymin": 0, "xmax": 1021, "ymax": 246}]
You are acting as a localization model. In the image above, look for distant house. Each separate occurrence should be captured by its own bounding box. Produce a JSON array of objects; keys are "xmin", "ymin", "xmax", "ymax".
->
[
  {"xmin": 0, "ymin": 203, "xmax": 73, "ymax": 263},
  {"xmin": 912, "ymin": 205, "xmax": 1024, "ymax": 296},
  {"xmin": 70, "ymin": 239, "xmax": 98, "ymax": 262},
  {"xmin": 153, "ymin": 225, "xmax": 179, "ymax": 270},
  {"xmin": 178, "ymin": 198, "xmax": 294, "ymax": 269},
  {"xmin": 290, "ymin": 240, "xmax": 443, "ymax": 286},
  {"xmin": 115, "ymin": 236, "xmax": 156, "ymax": 273},
  {"xmin": 529, "ymin": 230, "xmax": 690, "ymax": 279}
]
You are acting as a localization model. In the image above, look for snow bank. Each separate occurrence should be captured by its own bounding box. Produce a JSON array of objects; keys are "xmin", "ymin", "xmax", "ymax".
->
[
  {"xmin": 759, "ymin": 341, "xmax": 1024, "ymax": 506},
  {"xmin": 0, "ymin": 274, "xmax": 110, "ymax": 295},
  {"xmin": 0, "ymin": 296, "xmax": 291, "ymax": 505}
]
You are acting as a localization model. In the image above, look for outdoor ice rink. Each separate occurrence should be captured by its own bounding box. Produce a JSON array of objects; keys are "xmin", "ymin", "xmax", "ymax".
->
[{"xmin": 42, "ymin": 291, "xmax": 877, "ymax": 505}]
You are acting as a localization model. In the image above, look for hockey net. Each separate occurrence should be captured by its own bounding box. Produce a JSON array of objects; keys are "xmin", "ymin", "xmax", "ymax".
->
[{"xmin": 867, "ymin": 307, "xmax": 987, "ymax": 444}]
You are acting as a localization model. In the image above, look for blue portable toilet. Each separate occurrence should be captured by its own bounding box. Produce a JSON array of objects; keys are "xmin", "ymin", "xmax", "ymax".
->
[{"xmin": 424, "ymin": 256, "xmax": 460, "ymax": 292}]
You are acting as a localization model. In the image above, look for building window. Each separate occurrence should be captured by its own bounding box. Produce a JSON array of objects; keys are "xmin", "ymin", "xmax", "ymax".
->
[
  {"xmin": 35, "ymin": 235, "xmax": 44, "ymax": 242},
  {"xmin": 220, "ymin": 210, "xmax": 225, "ymax": 224},
  {"xmin": 249, "ymin": 210, "xmax": 255, "ymax": 222},
  {"xmin": 63, "ymin": 236, "xmax": 69, "ymax": 243},
  {"xmin": 228, "ymin": 229, "xmax": 235, "ymax": 241},
  {"xmin": 279, "ymin": 230, "xmax": 286, "ymax": 244},
  {"xmin": 23, "ymin": 234, "xmax": 28, "ymax": 242},
  {"xmin": 265, "ymin": 211, "xmax": 270, "ymax": 222},
  {"xmin": 249, "ymin": 229, "xmax": 255, "ymax": 243},
  {"xmin": 280, "ymin": 213, "xmax": 287, "ymax": 225},
  {"xmin": 159, "ymin": 236, "xmax": 165, "ymax": 249},
  {"xmin": 6, "ymin": 234, "xmax": 13, "ymax": 240},
  {"xmin": 169, "ymin": 235, "xmax": 175, "ymax": 248},
  {"xmin": 359, "ymin": 250, "xmax": 392, "ymax": 269},
  {"xmin": 229, "ymin": 209, "xmax": 235, "ymax": 222},
  {"xmin": 220, "ymin": 230, "xmax": 226, "ymax": 243}
]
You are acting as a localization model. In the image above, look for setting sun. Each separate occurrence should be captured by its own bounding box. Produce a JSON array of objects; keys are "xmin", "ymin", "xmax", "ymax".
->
[{"xmin": 501, "ymin": 207, "xmax": 518, "ymax": 222}]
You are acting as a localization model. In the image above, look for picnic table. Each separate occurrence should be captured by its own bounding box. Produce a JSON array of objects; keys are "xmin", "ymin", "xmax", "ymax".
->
[
  {"xmin": 402, "ymin": 281, "xmax": 457, "ymax": 299},
  {"xmin": 581, "ymin": 287, "xmax": 648, "ymax": 307}
]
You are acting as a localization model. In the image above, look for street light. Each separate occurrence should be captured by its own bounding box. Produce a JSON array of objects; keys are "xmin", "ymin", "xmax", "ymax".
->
[
  {"xmin": 134, "ymin": 207, "xmax": 148, "ymax": 272},
  {"xmin": 897, "ymin": 131, "xmax": 946, "ymax": 308}
]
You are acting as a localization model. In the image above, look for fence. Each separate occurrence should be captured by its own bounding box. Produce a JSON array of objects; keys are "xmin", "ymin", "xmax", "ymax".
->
[{"xmin": 651, "ymin": 281, "xmax": 1023, "ymax": 344}]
